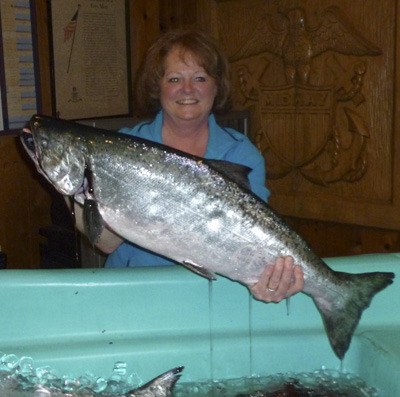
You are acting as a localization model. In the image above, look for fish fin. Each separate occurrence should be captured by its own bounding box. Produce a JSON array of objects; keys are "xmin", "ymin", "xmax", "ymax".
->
[
  {"xmin": 206, "ymin": 159, "xmax": 252, "ymax": 191},
  {"xmin": 314, "ymin": 271, "xmax": 394, "ymax": 359},
  {"xmin": 182, "ymin": 260, "xmax": 217, "ymax": 280},
  {"xmin": 128, "ymin": 366, "xmax": 184, "ymax": 396},
  {"xmin": 83, "ymin": 198, "xmax": 104, "ymax": 244}
]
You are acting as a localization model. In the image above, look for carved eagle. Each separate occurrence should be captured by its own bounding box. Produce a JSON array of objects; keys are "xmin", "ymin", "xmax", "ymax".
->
[{"xmin": 229, "ymin": 7, "xmax": 382, "ymax": 84}]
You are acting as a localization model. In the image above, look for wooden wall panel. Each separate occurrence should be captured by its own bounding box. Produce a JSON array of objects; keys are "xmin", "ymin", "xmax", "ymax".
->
[
  {"xmin": 0, "ymin": 136, "xmax": 52, "ymax": 268},
  {"xmin": 286, "ymin": 217, "xmax": 400, "ymax": 258},
  {"xmin": 130, "ymin": 0, "xmax": 160, "ymax": 82},
  {"xmin": 215, "ymin": 0, "xmax": 400, "ymax": 230},
  {"xmin": 32, "ymin": 0, "xmax": 52, "ymax": 115},
  {"xmin": 159, "ymin": 0, "xmax": 218, "ymax": 35}
]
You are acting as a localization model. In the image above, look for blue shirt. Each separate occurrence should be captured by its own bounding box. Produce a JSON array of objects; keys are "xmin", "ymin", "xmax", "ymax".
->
[{"xmin": 105, "ymin": 111, "xmax": 270, "ymax": 268}]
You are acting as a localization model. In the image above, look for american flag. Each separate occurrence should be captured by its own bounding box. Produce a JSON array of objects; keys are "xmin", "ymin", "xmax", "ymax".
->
[{"xmin": 63, "ymin": 6, "xmax": 80, "ymax": 43}]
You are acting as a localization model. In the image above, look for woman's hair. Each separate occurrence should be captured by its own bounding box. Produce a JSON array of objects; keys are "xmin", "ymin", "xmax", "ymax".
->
[{"xmin": 135, "ymin": 29, "xmax": 232, "ymax": 116}]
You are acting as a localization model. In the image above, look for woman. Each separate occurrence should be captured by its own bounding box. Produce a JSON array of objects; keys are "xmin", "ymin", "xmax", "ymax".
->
[{"xmin": 78, "ymin": 29, "xmax": 304, "ymax": 302}]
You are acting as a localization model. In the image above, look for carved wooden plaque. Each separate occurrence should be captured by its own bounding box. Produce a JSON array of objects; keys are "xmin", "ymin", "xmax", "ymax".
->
[{"xmin": 215, "ymin": 0, "xmax": 399, "ymax": 230}]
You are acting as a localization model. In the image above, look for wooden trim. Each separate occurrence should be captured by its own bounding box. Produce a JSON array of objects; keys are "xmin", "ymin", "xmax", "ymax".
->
[{"xmin": 32, "ymin": 0, "xmax": 53, "ymax": 115}]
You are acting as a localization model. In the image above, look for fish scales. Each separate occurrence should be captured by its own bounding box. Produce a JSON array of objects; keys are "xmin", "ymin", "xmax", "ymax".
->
[
  {"xmin": 21, "ymin": 115, "xmax": 395, "ymax": 360},
  {"xmin": 88, "ymin": 133, "xmax": 276, "ymax": 281}
]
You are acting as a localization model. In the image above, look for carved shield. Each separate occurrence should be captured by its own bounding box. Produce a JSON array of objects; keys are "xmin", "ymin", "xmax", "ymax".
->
[{"xmin": 258, "ymin": 84, "xmax": 334, "ymax": 167}]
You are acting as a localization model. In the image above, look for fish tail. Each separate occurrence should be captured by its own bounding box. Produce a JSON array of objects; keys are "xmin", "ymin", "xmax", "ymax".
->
[{"xmin": 315, "ymin": 271, "xmax": 394, "ymax": 359}]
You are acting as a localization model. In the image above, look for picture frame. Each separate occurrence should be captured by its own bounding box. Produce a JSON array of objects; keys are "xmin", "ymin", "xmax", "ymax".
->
[{"xmin": 48, "ymin": 0, "xmax": 131, "ymax": 120}]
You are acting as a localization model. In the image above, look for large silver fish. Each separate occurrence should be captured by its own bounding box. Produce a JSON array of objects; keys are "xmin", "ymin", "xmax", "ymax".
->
[{"xmin": 21, "ymin": 115, "xmax": 394, "ymax": 360}]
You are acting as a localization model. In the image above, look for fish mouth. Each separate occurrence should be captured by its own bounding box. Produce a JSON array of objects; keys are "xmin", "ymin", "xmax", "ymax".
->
[
  {"xmin": 20, "ymin": 128, "xmax": 48, "ymax": 182},
  {"xmin": 20, "ymin": 128, "xmax": 38, "ymax": 161},
  {"xmin": 21, "ymin": 129, "xmax": 35, "ymax": 151}
]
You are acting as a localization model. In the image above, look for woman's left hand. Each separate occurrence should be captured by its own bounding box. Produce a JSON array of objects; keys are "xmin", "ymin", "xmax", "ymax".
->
[{"xmin": 249, "ymin": 256, "xmax": 304, "ymax": 303}]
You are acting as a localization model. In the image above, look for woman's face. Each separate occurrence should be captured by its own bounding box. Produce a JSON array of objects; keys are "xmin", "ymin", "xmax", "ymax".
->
[{"xmin": 159, "ymin": 47, "xmax": 218, "ymax": 124}]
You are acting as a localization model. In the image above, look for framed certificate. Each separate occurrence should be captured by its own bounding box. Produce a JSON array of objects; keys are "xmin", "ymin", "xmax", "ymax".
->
[{"xmin": 49, "ymin": 0, "xmax": 131, "ymax": 119}]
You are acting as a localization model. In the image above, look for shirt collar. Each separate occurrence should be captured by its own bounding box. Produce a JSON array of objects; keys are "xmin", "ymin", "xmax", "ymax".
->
[
  {"xmin": 148, "ymin": 111, "xmax": 164, "ymax": 143},
  {"xmin": 151, "ymin": 111, "xmax": 239, "ymax": 159},
  {"xmin": 205, "ymin": 113, "xmax": 240, "ymax": 159}
]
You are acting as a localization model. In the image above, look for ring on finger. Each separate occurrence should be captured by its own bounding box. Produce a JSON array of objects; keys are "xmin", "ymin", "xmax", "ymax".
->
[{"xmin": 267, "ymin": 287, "xmax": 276, "ymax": 292}]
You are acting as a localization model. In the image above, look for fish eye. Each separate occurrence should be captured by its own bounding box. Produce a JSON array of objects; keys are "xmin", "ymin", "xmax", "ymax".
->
[{"xmin": 40, "ymin": 138, "xmax": 48, "ymax": 148}]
